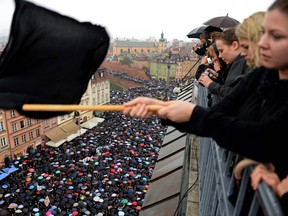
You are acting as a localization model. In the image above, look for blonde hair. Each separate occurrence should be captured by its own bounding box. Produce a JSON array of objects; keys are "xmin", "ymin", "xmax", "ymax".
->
[{"xmin": 236, "ymin": 11, "xmax": 265, "ymax": 68}]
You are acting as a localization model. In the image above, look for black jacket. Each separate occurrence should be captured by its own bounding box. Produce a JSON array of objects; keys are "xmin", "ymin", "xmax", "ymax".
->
[
  {"xmin": 208, "ymin": 54, "xmax": 250, "ymax": 97},
  {"xmin": 163, "ymin": 67, "xmax": 288, "ymax": 179}
]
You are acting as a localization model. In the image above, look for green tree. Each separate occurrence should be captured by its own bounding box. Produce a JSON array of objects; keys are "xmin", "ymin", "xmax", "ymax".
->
[{"xmin": 119, "ymin": 56, "xmax": 132, "ymax": 66}]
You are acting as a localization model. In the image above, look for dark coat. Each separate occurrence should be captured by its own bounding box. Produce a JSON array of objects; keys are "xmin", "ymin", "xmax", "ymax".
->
[
  {"xmin": 162, "ymin": 67, "xmax": 288, "ymax": 179},
  {"xmin": 195, "ymin": 41, "xmax": 211, "ymax": 56},
  {"xmin": 208, "ymin": 54, "xmax": 250, "ymax": 97}
]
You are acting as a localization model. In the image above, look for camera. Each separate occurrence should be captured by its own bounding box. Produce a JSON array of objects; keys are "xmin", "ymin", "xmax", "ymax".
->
[
  {"xmin": 204, "ymin": 69, "xmax": 214, "ymax": 78},
  {"xmin": 207, "ymin": 57, "xmax": 212, "ymax": 65}
]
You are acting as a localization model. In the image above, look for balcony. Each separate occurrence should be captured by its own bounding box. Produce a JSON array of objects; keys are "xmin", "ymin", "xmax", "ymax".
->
[{"xmin": 140, "ymin": 80, "xmax": 284, "ymax": 216}]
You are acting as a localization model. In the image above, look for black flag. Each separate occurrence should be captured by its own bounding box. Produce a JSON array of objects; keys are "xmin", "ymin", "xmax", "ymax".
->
[{"xmin": 0, "ymin": 0, "xmax": 110, "ymax": 118}]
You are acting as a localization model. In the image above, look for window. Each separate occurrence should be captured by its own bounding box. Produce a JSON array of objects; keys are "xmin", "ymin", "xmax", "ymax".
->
[
  {"xmin": 27, "ymin": 118, "xmax": 32, "ymax": 126},
  {"xmin": 0, "ymin": 137, "xmax": 7, "ymax": 147},
  {"xmin": 10, "ymin": 110, "xmax": 16, "ymax": 118},
  {"xmin": 22, "ymin": 135, "xmax": 27, "ymax": 143},
  {"xmin": 36, "ymin": 129, "xmax": 40, "ymax": 137},
  {"xmin": 44, "ymin": 119, "xmax": 49, "ymax": 128},
  {"xmin": 29, "ymin": 131, "xmax": 34, "ymax": 140},
  {"xmin": 0, "ymin": 121, "xmax": 4, "ymax": 132},
  {"xmin": 35, "ymin": 119, "xmax": 39, "ymax": 123},
  {"xmin": 20, "ymin": 120, "xmax": 25, "ymax": 129},
  {"xmin": 14, "ymin": 137, "xmax": 19, "ymax": 146},
  {"xmin": 12, "ymin": 123, "xmax": 17, "ymax": 132}
]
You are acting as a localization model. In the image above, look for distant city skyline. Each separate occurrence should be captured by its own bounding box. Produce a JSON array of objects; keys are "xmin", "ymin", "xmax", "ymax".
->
[{"xmin": 0, "ymin": 0, "xmax": 275, "ymax": 41}]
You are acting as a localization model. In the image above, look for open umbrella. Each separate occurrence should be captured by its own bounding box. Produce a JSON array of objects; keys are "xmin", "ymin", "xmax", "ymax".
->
[
  {"xmin": 187, "ymin": 25, "xmax": 222, "ymax": 38},
  {"xmin": 203, "ymin": 14, "xmax": 240, "ymax": 28}
]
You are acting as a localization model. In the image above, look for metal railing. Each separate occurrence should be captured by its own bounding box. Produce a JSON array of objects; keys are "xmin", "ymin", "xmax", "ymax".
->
[{"xmin": 195, "ymin": 82, "xmax": 285, "ymax": 216}]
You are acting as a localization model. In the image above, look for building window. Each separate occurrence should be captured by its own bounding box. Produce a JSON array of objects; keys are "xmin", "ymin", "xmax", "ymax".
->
[
  {"xmin": 0, "ymin": 121, "xmax": 4, "ymax": 132},
  {"xmin": 27, "ymin": 118, "xmax": 32, "ymax": 126},
  {"xmin": 128, "ymin": 48, "xmax": 130, "ymax": 53},
  {"xmin": 134, "ymin": 49, "xmax": 137, "ymax": 52},
  {"xmin": 141, "ymin": 49, "xmax": 143, "ymax": 53},
  {"xmin": 92, "ymin": 87, "xmax": 96, "ymax": 93},
  {"xmin": 20, "ymin": 120, "xmax": 25, "ymax": 129},
  {"xmin": 12, "ymin": 123, "xmax": 17, "ymax": 132},
  {"xmin": 44, "ymin": 119, "xmax": 49, "ymax": 128},
  {"xmin": 35, "ymin": 119, "xmax": 39, "ymax": 123},
  {"xmin": 14, "ymin": 137, "xmax": 19, "ymax": 146},
  {"xmin": 0, "ymin": 137, "xmax": 7, "ymax": 147},
  {"xmin": 22, "ymin": 135, "xmax": 27, "ymax": 143},
  {"xmin": 10, "ymin": 110, "xmax": 16, "ymax": 118},
  {"xmin": 36, "ymin": 129, "xmax": 40, "ymax": 137},
  {"xmin": 29, "ymin": 132, "xmax": 34, "ymax": 140}
]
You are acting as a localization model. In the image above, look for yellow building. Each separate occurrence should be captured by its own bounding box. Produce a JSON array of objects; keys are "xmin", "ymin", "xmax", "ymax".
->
[{"xmin": 112, "ymin": 33, "xmax": 166, "ymax": 56}]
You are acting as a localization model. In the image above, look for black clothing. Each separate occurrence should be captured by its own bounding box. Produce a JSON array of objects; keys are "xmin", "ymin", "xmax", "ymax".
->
[
  {"xmin": 195, "ymin": 41, "xmax": 211, "ymax": 56},
  {"xmin": 162, "ymin": 67, "xmax": 288, "ymax": 179},
  {"xmin": 280, "ymin": 193, "xmax": 288, "ymax": 215},
  {"xmin": 208, "ymin": 54, "xmax": 249, "ymax": 97}
]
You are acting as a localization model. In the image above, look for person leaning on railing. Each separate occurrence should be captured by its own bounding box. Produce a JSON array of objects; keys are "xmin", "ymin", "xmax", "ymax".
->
[
  {"xmin": 250, "ymin": 163, "xmax": 288, "ymax": 215},
  {"xmin": 197, "ymin": 27, "xmax": 250, "ymax": 98},
  {"xmin": 122, "ymin": 0, "xmax": 288, "ymax": 181}
]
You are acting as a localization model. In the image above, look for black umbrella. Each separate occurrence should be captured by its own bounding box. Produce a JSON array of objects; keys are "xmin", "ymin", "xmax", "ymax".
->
[
  {"xmin": 203, "ymin": 14, "xmax": 240, "ymax": 28},
  {"xmin": 187, "ymin": 25, "xmax": 223, "ymax": 38}
]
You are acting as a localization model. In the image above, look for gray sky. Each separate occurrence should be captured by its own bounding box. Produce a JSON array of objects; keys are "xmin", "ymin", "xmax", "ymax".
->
[{"xmin": 0, "ymin": 0, "xmax": 275, "ymax": 41}]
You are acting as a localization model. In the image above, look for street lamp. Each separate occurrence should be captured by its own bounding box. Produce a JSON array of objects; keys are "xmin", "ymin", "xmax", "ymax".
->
[
  {"xmin": 164, "ymin": 51, "xmax": 172, "ymax": 101},
  {"xmin": 165, "ymin": 63, "xmax": 171, "ymax": 101}
]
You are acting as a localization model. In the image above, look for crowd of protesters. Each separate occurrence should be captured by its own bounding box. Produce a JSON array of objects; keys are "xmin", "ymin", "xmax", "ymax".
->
[{"xmin": 0, "ymin": 79, "xmax": 178, "ymax": 216}]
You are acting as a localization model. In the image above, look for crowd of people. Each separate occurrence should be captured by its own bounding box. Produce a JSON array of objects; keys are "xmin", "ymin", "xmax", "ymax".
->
[
  {"xmin": 0, "ymin": 80, "xmax": 178, "ymax": 216},
  {"xmin": 2, "ymin": 0, "xmax": 288, "ymax": 214}
]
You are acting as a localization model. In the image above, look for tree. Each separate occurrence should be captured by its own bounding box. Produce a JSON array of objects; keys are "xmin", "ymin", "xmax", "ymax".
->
[{"xmin": 119, "ymin": 56, "xmax": 132, "ymax": 66}]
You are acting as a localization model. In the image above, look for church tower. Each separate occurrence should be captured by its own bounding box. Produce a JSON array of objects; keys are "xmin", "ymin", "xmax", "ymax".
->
[{"xmin": 157, "ymin": 31, "xmax": 166, "ymax": 53}]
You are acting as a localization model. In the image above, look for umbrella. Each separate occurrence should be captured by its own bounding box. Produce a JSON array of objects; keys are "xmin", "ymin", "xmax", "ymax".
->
[
  {"xmin": 1, "ymin": 184, "xmax": 8, "ymax": 189},
  {"xmin": 203, "ymin": 14, "xmax": 240, "ymax": 28},
  {"xmin": 187, "ymin": 25, "xmax": 222, "ymax": 38},
  {"xmin": 28, "ymin": 168, "xmax": 35, "ymax": 172}
]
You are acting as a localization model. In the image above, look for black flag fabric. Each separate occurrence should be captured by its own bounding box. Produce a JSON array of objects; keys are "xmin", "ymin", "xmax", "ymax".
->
[{"xmin": 0, "ymin": 0, "xmax": 110, "ymax": 118}]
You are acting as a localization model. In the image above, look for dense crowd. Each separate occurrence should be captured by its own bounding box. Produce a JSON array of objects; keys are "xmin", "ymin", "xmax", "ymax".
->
[{"xmin": 0, "ymin": 79, "xmax": 178, "ymax": 216}]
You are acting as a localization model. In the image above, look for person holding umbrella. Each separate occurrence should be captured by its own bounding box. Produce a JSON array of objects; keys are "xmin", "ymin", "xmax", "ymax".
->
[{"xmin": 122, "ymin": 0, "xmax": 288, "ymax": 180}]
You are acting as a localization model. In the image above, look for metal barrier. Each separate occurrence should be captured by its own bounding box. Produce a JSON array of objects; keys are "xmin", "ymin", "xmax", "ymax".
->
[{"xmin": 195, "ymin": 83, "xmax": 284, "ymax": 216}]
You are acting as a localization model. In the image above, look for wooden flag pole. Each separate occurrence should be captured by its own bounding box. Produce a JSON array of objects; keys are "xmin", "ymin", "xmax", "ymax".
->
[{"xmin": 22, "ymin": 104, "xmax": 163, "ymax": 112}]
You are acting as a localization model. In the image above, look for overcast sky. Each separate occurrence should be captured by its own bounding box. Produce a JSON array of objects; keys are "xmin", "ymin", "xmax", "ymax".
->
[{"xmin": 0, "ymin": 0, "xmax": 275, "ymax": 41}]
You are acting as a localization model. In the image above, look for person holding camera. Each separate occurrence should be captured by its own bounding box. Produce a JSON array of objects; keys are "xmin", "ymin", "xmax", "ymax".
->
[
  {"xmin": 122, "ymin": 0, "xmax": 288, "ymax": 180},
  {"xmin": 192, "ymin": 31, "xmax": 211, "ymax": 56},
  {"xmin": 197, "ymin": 27, "xmax": 249, "ymax": 99}
]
